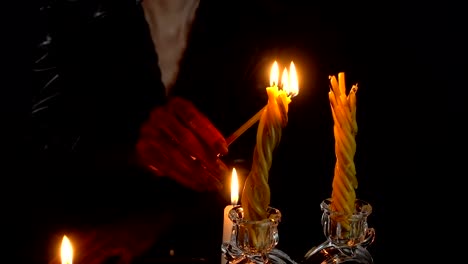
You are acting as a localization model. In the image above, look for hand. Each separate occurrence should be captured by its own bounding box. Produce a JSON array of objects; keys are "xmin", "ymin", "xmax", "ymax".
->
[
  {"xmin": 136, "ymin": 97, "xmax": 229, "ymax": 192},
  {"xmin": 48, "ymin": 213, "xmax": 175, "ymax": 264}
]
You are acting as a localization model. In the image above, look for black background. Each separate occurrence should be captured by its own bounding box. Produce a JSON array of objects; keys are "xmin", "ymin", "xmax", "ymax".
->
[{"xmin": 4, "ymin": 0, "xmax": 462, "ymax": 263}]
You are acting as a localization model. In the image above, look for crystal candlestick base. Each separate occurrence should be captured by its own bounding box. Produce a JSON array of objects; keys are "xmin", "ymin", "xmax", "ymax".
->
[
  {"xmin": 301, "ymin": 198, "xmax": 375, "ymax": 264},
  {"xmin": 221, "ymin": 206, "xmax": 297, "ymax": 264}
]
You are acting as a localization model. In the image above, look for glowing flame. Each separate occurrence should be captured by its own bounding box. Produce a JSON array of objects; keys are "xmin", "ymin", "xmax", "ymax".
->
[
  {"xmin": 281, "ymin": 67, "xmax": 289, "ymax": 92},
  {"xmin": 285, "ymin": 61, "xmax": 299, "ymax": 97},
  {"xmin": 61, "ymin": 235, "xmax": 73, "ymax": 264},
  {"xmin": 270, "ymin": 61, "xmax": 279, "ymax": 87},
  {"xmin": 231, "ymin": 168, "xmax": 239, "ymax": 205}
]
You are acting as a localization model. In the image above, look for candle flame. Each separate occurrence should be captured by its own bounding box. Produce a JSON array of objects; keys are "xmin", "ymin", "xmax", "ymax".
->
[
  {"xmin": 286, "ymin": 61, "xmax": 299, "ymax": 97},
  {"xmin": 61, "ymin": 235, "xmax": 73, "ymax": 264},
  {"xmin": 281, "ymin": 67, "xmax": 289, "ymax": 92},
  {"xmin": 231, "ymin": 168, "xmax": 239, "ymax": 205},
  {"xmin": 270, "ymin": 61, "xmax": 279, "ymax": 87}
]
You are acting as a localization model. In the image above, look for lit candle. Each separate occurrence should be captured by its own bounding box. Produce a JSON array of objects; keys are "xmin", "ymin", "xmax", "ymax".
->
[
  {"xmin": 61, "ymin": 235, "xmax": 73, "ymax": 264},
  {"xmin": 329, "ymin": 72, "xmax": 358, "ymax": 232},
  {"xmin": 222, "ymin": 167, "xmax": 239, "ymax": 264},
  {"xmin": 225, "ymin": 62, "xmax": 298, "ymax": 146},
  {"xmin": 222, "ymin": 167, "xmax": 239, "ymax": 242},
  {"xmin": 241, "ymin": 61, "xmax": 299, "ymax": 221}
]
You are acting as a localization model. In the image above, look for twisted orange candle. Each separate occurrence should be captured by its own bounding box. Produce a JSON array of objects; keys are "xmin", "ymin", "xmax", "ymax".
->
[
  {"xmin": 329, "ymin": 72, "xmax": 358, "ymax": 230},
  {"xmin": 241, "ymin": 61, "xmax": 298, "ymax": 221}
]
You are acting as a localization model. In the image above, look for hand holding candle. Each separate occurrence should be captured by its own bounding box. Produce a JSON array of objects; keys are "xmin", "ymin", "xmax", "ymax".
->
[
  {"xmin": 136, "ymin": 97, "xmax": 229, "ymax": 191},
  {"xmin": 241, "ymin": 61, "xmax": 299, "ymax": 221},
  {"xmin": 329, "ymin": 72, "xmax": 359, "ymax": 231}
]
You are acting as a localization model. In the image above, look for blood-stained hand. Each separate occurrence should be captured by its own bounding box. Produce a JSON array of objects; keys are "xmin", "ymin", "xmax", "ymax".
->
[{"xmin": 136, "ymin": 97, "xmax": 229, "ymax": 192}]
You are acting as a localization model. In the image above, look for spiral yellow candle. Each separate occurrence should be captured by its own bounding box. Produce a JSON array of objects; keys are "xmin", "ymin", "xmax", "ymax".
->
[
  {"xmin": 329, "ymin": 72, "xmax": 358, "ymax": 231},
  {"xmin": 241, "ymin": 61, "xmax": 297, "ymax": 221}
]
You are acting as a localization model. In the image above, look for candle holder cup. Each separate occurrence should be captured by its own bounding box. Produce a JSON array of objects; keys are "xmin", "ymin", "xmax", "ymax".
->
[
  {"xmin": 301, "ymin": 198, "xmax": 375, "ymax": 264},
  {"xmin": 221, "ymin": 205, "xmax": 297, "ymax": 264}
]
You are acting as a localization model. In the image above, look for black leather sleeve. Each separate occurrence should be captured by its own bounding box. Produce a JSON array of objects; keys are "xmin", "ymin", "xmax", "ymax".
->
[{"xmin": 29, "ymin": 0, "xmax": 167, "ymax": 204}]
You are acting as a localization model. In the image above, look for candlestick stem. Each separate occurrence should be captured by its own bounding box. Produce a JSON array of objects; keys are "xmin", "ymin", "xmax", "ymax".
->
[{"xmin": 226, "ymin": 105, "xmax": 267, "ymax": 146}]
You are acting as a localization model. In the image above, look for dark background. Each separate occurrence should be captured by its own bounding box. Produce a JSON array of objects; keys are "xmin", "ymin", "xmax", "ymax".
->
[{"xmin": 4, "ymin": 0, "xmax": 456, "ymax": 263}]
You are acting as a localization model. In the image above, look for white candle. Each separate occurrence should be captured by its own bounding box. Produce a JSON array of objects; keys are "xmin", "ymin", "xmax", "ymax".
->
[
  {"xmin": 222, "ymin": 168, "xmax": 239, "ymax": 264},
  {"xmin": 222, "ymin": 204, "xmax": 234, "ymax": 243},
  {"xmin": 61, "ymin": 235, "xmax": 73, "ymax": 264}
]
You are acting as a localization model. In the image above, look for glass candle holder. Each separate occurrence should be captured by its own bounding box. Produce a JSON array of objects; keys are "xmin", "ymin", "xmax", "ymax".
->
[
  {"xmin": 301, "ymin": 198, "xmax": 375, "ymax": 264},
  {"xmin": 221, "ymin": 205, "xmax": 297, "ymax": 264}
]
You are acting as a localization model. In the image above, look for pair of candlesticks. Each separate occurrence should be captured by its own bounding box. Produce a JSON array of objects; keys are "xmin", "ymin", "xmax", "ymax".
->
[{"xmin": 221, "ymin": 198, "xmax": 375, "ymax": 264}]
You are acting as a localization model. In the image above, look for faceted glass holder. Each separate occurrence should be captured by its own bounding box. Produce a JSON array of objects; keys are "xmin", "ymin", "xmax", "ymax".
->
[
  {"xmin": 301, "ymin": 198, "xmax": 375, "ymax": 264},
  {"xmin": 222, "ymin": 205, "xmax": 297, "ymax": 264}
]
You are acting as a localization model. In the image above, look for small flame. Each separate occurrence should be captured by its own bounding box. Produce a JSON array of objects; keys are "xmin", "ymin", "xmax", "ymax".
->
[
  {"xmin": 287, "ymin": 61, "xmax": 299, "ymax": 97},
  {"xmin": 281, "ymin": 67, "xmax": 289, "ymax": 92},
  {"xmin": 231, "ymin": 168, "xmax": 239, "ymax": 205},
  {"xmin": 270, "ymin": 61, "xmax": 279, "ymax": 87},
  {"xmin": 61, "ymin": 235, "xmax": 73, "ymax": 264}
]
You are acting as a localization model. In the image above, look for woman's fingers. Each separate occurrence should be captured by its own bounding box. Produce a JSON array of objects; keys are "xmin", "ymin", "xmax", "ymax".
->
[
  {"xmin": 137, "ymin": 97, "xmax": 229, "ymax": 191},
  {"xmin": 137, "ymin": 132, "xmax": 224, "ymax": 191},
  {"xmin": 167, "ymin": 97, "xmax": 228, "ymax": 156},
  {"xmin": 142, "ymin": 103, "xmax": 214, "ymax": 164}
]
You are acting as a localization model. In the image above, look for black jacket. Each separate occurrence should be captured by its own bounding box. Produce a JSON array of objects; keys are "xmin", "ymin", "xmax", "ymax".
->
[
  {"xmin": 9, "ymin": 1, "xmax": 282, "ymax": 263},
  {"xmin": 25, "ymin": 0, "xmax": 282, "ymax": 206}
]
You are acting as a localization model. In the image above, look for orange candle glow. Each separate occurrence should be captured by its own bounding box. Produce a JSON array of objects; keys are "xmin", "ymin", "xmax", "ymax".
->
[
  {"xmin": 222, "ymin": 168, "xmax": 239, "ymax": 242},
  {"xmin": 225, "ymin": 62, "xmax": 298, "ymax": 146},
  {"xmin": 61, "ymin": 235, "xmax": 73, "ymax": 264},
  {"xmin": 221, "ymin": 168, "xmax": 239, "ymax": 264},
  {"xmin": 241, "ymin": 61, "xmax": 299, "ymax": 221}
]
